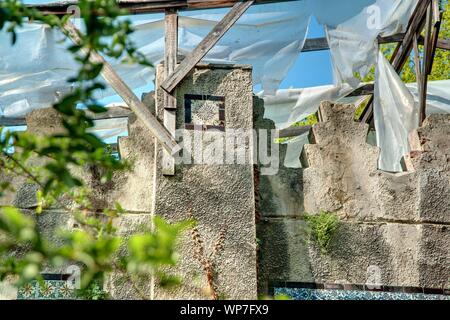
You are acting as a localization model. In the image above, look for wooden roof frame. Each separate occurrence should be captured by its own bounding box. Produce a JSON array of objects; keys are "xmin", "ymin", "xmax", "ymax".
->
[
  {"xmin": 28, "ymin": 0, "xmax": 297, "ymax": 15},
  {"xmin": 3, "ymin": 0, "xmax": 448, "ymax": 141}
]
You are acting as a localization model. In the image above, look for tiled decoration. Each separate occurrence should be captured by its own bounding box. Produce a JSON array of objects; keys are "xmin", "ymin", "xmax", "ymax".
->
[
  {"xmin": 185, "ymin": 94, "xmax": 225, "ymax": 131},
  {"xmin": 17, "ymin": 275, "xmax": 76, "ymax": 300},
  {"xmin": 274, "ymin": 285, "xmax": 450, "ymax": 301}
]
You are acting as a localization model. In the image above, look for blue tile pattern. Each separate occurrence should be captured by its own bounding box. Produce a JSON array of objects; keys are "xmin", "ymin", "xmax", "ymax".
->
[
  {"xmin": 17, "ymin": 280, "xmax": 76, "ymax": 300},
  {"xmin": 274, "ymin": 287, "xmax": 450, "ymax": 300}
]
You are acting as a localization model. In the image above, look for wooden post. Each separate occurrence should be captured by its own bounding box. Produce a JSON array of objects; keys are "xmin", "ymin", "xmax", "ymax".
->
[
  {"xmin": 413, "ymin": 34, "xmax": 423, "ymax": 125},
  {"xmin": 426, "ymin": 0, "xmax": 442, "ymax": 75},
  {"xmin": 420, "ymin": 4, "xmax": 433, "ymax": 125},
  {"xmin": 62, "ymin": 21, "xmax": 180, "ymax": 156},
  {"xmin": 358, "ymin": 0, "xmax": 431, "ymax": 124},
  {"xmin": 162, "ymin": 9, "xmax": 178, "ymax": 176},
  {"xmin": 160, "ymin": 0, "xmax": 254, "ymax": 93}
]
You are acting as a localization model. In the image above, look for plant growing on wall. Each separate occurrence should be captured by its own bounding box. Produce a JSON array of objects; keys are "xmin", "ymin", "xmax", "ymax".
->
[
  {"xmin": 191, "ymin": 225, "xmax": 227, "ymax": 300},
  {"xmin": 303, "ymin": 211, "xmax": 340, "ymax": 254},
  {"xmin": 0, "ymin": 0, "xmax": 191, "ymax": 298}
]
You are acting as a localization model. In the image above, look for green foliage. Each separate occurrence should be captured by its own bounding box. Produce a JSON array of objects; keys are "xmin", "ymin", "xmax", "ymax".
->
[
  {"xmin": 303, "ymin": 211, "xmax": 340, "ymax": 254},
  {"xmin": 295, "ymin": 113, "xmax": 319, "ymax": 127},
  {"xmin": 275, "ymin": 113, "xmax": 318, "ymax": 144},
  {"xmin": 353, "ymin": 3, "xmax": 449, "ymax": 120},
  {"xmin": 259, "ymin": 293, "xmax": 292, "ymax": 300},
  {"xmin": 429, "ymin": 2, "xmax": 450, "ymax": 82},
  {"xmin": 0, "ymin": 0, "xmax": 189, "ymax": 299},
  {"xmin": 126, "ymin": 217, "xmax": 194, "ymax": 275},
  {"xmin": 359, "ymin": 2, "xmax": 449, "ymax": 84},
  {"xmin": 76, "ymin": 280, "xmax": 109, "ymax": 300}
]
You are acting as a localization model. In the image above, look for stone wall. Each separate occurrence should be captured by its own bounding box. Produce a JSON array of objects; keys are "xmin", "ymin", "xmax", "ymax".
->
[
  {"xmin": 2, "ymin": 74, "xmax": 449, "ymax": 299},
  {"xmin": 257, "ymin": 101, "xmax": 450, "ymax": 294},
  {"xmin": 151, "ymin": 63, "xmax": 257, "ymax": 300},
  {"xmin": 0, "ymin": 63, "xmax": 258, "ymax": 300}
]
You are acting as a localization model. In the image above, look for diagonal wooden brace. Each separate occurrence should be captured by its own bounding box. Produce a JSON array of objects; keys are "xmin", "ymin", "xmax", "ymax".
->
[
  {"xmin": 62, "ymin": 21, "xmax": 180, "ymax": 156},
  {"xmin": 162, "ymin": 9, "xmax": 178, "ymax": 176},
  {"xmin": 160, "ymin": 0, "xmax": 254, "ymax": 93}
]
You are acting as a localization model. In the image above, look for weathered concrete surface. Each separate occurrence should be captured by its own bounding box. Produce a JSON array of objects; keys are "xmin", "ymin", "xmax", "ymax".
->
[
  {"xmin": 301, "ymin": 102, "xmax": 382, "ymax": 220},
  {"xmin": 258, "ymin": 218, "xmax": 449, "ymax": 290},
  {"xmin": 253, "ymin": 96, "xmax": 304, "ymax": 218},
  {"xmin": 299, "ymin": 102, "xmax": 449, "ymax": 224},
  {"xmin": 151, "ymin": 63, "xmax": 257, "ymax": 300},
  {"xmin": 257, "ymin": 102, "xmax": 450, "ymax": 293},
  {"xmin": 0, "ymin": 108, "xmax": 66, "ymax": 208},
  {"xmin": 0, "ymin": 95, "xmax": 157, "ymax": 213},
  {"xmin": 406, "ymin": 114, "xmax": 450, "ymax": 224},
  {"xmin": 104, "ymin": 213, "xmax": 153, "ymax": 299},
  {"xmin": 1, "ymin": 67, "xmax": 258, "ymax": 300}
]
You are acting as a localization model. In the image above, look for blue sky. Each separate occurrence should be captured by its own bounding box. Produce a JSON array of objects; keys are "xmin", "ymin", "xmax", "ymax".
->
[
  {"xmin": 8, "ymin": 1, "xmax": 335, "ymax": 143},
  {"xmin": 25, "ymin": 0, "xmax": 334, "ymax": 94},
  {"xmin": 101, "ymin": 15, "xmax": 333, "ymax": 105},
  {"xmin": 280, "ymin": 16, "xmax": 333, "ymax": 89}
]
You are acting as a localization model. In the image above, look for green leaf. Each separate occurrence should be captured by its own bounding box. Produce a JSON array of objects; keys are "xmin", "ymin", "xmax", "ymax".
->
[{"xmin": 86, "ymin": 104, "xmax": 107, "ymax": 114}]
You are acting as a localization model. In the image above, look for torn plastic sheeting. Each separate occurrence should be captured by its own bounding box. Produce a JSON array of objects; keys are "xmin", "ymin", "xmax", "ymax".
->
[
  {"xmin": 326, "ymin": 0, "xmax": 418, "ymax": 88},
  {"xmin": 373, "ymin": 51, "xmax": 418, "ymax": 173},
  {"xmin": 407, "ymin": 80, "xmax": 450, "ymax": 115},
  {"xmin": 262, "ymin": 87, "xmax": 365, "ymax": 169},
  {"xmin": 0, "ymin": 1, "xmax": 310, "ymax": 117},
  {"xmin": 89, "ymin": 118, "xmax": 129, "ymax": 143},
  {"xmin": 283, "ymin": 132, "xmax": 310, "ymax": 168},
  {"xmin": 259, "ymin": 83, "xmax": 354, "ymax": 129},
  {"xmin": 0, "ymin": 23, "xmax": 153, "ymax": 117},
  {"xmin": 280, "ymin": 95, "xmax": 367, "ymax": 169}
]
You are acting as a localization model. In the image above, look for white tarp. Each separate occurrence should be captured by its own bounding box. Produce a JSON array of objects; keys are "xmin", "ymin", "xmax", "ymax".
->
[
  {"xmin": 258, "ymin": 0, "xmax": 419, "ymax": 130},
  {"xmin": 262, "ymin": 78, "xmax": 450, "ymax": 169},
  {"xmin": 259, "ymin": 84, "xmax": 355, "ymax": 129},
  {"xmin": 373, "ymin": 51, "xmax": 418, "ymax": 172},
  {"xmin": 407, "ymin": 79, "xmax": 450, "ymax": 115},
  {"xmin": 0, "ymin": 1, "xmax": 311, "ymax": 117},
  {"xmin": 2, "ymin": 0, "xmax": 448, "ymax": 172},
  {"xmin": 0, "ymin": 0, "xmax": 419, "ymax": 118},
  {"xmin": 326, "ymin": 0, "xmax": 418, "ymax": 87}
]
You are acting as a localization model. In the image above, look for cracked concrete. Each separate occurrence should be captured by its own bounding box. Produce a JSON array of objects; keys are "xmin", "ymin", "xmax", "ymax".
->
[{"xmin": 257, "ymin": 102, "xmax": 449, "ymax": 293}]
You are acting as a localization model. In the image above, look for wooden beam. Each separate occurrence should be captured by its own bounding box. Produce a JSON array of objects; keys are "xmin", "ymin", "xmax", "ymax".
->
[
  {"xmin": 0, "ymin": 117, "xmax": 27, "ymax": 126},
  {"xmin": 436, "ymin": 38, "xmax": 450, "ymax": 51},
  {"xmin": 417, "ymin": 35, "xmax": 450, "ymax": 51},
  {"xmin": 413, "ymin": 34, "xmax": 422, "ymax": 81},
  {"xmin": 390, "ymin": 0, "xmax": 431, "ymax": 72},
  {"xmin": 426, "ymin": 7, "xmax": 443, "ymax": 75},
  {"xmin": 0, "ymin": 106, "xmax": 133, "ymax": 127},
  {"xmin": 162, "ymin": 9, "xmax": 178, "ymax": 175},
  {"xmin": 28, "ymin": 0, "xmax": 296, "ymax": 16},
  {"xmin": 164, "ymin": 9, "xmax": 178, "ymax": 111},
  {"xmin": 359, "ymin": 0, "xmax": 430, "ymax": 124},
  {"xmin": 359, "ymin": 96, "xmax": 374, "ymax": 124},
  {"xmin": 160, "ymin": 0, "xmax": 254, "ymax": 93},
  {"xmin": 419, "ymin": 4, "xmax": 433, "ymax": 125},
  {"xmin": 377, "ymin": 33, "xmax": 406, "ymax": 44},
  {"xmin": 413, "ymin": 33, "xmax": 423, "ymax": 126},
  {"xmin": 62, "ymin": 21, "xmax": 180, "ymax": 155},
  {"xmin": 278, "ymin": 125, "xmax": 311, "ymax": 138},
  {"xmin": 301, "ymin": 34, "xmax": 449, "ymax": 53},
  {"xmin": 346, "ymin": 83, "xmax": 374, "ymax": 97},
  {"xmin": 302, "ymin": 37, "xmax": 328, "ymax": 52}
]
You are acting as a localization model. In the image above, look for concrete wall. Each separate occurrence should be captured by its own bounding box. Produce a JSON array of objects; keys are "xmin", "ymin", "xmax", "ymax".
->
[
  {"xmin": 2, "ymin": 76, "xmax": 449, "ymax": 299},
  {"xmin": 257, "ymin": 101, "xmax": 450, "ymax": 293},
  {"xmin": 151, "ymin": 63, "xmax": 257, "ymax": 300},
  {"xmin": 0, "ymin": 63, "xmax": 258, "ymax": 300}
]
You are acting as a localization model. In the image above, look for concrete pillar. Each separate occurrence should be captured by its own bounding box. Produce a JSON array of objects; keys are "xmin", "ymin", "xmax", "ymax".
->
[{"xmin": 151, "ymin": 63, "xmax": 257, "ymax": 299}]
